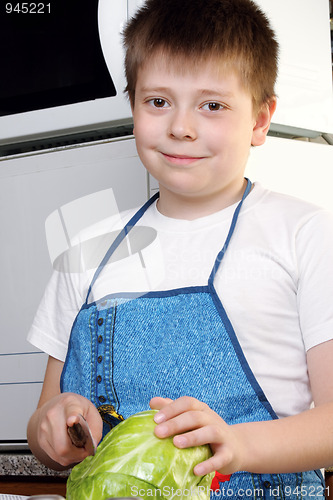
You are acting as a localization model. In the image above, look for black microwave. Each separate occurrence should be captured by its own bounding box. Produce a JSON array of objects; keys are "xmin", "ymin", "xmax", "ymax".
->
[{"xmin": 0, "ymin": 0, "xmax": 116, "ymax": 117}]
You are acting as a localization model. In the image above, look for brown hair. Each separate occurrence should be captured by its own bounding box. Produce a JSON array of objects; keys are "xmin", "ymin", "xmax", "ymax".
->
[{"xmin": 123, "ymin": 0, "xmax": 278, "ymax": 110}]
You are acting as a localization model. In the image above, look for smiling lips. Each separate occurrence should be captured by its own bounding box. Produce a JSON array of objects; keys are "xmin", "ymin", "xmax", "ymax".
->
[{"xmin": 161, "ymin": 152, "xmax": 205, "ymax": 165}]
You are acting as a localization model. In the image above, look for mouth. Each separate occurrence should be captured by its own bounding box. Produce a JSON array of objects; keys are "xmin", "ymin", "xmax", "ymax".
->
[{"xmin": 161, "ymin": 152, "xmax": 205, "ymax": 165}]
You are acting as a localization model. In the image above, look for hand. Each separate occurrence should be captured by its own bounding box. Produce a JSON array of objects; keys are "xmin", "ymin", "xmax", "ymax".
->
[
  {"xmin": 36, "ymin": 392, "xmax": 103, "ymax": 467},
  {"xmin": 150, "ymin": 396, "xmax": 244, "ymax": 476}
]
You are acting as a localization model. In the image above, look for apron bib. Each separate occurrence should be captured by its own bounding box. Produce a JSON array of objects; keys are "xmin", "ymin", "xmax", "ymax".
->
[{"xmin": 61, "ymin": 180, "xmax": 325, "ymax": 498}]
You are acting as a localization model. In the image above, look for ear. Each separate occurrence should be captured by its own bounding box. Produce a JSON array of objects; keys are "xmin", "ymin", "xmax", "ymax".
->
[
  {"xmin": 251, "ymin": 97, "xmax": 277, "ymax": 146},
  {"xmin": 130, "ymin": 99, "xmax": 136, "ymax": 136}
]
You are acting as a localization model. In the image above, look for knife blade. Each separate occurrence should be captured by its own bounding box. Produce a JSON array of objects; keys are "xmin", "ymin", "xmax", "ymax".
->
[{"xmin": 67, "ymin": 414, "xmax": 96, "ymax": 456}]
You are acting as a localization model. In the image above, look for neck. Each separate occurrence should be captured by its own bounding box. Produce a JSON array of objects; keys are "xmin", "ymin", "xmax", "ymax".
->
[{"xmin": 156, "ymin": 180, "xmax": 249, "ymax": 220}]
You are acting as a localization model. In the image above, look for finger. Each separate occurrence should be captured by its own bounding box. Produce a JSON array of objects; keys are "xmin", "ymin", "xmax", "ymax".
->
[
  {"xmin": 59, "ymin": 426, "xmax": 91, "ymax": 464},
  {"xmin": 174, "ymin": 423, "xmax": 225, "ymax": 449},
  {"xmin": 40, "ymin": 428, "xmax": 89, "ymax": 467},
  {"xmin": 194, "ymin": 455, "xmax": 232, "ymax": 477},
  {"xmin": 63, "ymin": 395, "xmax": 98, "ymax": 431},
  {"xmin": 153, "ymin": 396, "xmax": 209, "ymax": 424},
  {"xmin": 56, "ymin": 447, "xmax": 89, "ymax": 467},
  {"xmin": 67, "ymin": 404, "xmax": 102, "ymax": 450},
  {"xmin": 67, "ymin": 413, "xmax": 81, "ymax": 427},
  {"xmin": 64, "ymin": 399, "xmax": 89, "ymax": 426},
  {"xmin": 56, "ymin": 445, "xmax": 88, "ymax": 467},
  {"xmin": 173, "ymin": 426, "xmax": 235, "ymax": 476},
  {"xmin": 154, "ymin": 409, "xmax": 210, "ymax": 438},
  {"xmin": 85, "ymin": 404, "xmax": 103, "ymax": 446},
  {"xmin": 150, "ymin": 396, "xmax": 174, "ymax": 410}
]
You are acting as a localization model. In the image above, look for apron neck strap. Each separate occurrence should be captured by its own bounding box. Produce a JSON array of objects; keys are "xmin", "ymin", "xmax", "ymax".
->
[
  {"xmin": 208, "ymin": 178, "xmax": 252, "ymax": 286},
  {"xmin": 85, "ymin": 191, "xmax": 159, "ymax": 304},
  {"xmin": 85, "ymin": 178, "xmax": 252, "ymax": 303}
]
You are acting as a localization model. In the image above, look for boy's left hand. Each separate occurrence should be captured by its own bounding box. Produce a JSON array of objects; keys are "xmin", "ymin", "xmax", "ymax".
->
[{"xmin": 150, "ymin": 396, "xmax": 244, "ymax": 476}]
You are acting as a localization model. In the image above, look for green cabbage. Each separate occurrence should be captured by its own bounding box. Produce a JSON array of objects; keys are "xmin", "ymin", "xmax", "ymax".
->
[{"xmin": 66, "ymin": 409, "xmax": 214, "ymax": 499}]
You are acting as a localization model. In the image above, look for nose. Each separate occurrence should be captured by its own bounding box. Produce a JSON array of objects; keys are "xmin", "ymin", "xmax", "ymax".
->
[{"xmin": 168, "ymin": 108, "xmax": 197, "ymax": 141}]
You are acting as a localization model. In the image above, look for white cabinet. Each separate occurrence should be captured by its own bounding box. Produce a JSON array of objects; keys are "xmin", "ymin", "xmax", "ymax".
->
[{"xmin": 0, "ymin": 137, "xmax": 147, "ymax": 445}]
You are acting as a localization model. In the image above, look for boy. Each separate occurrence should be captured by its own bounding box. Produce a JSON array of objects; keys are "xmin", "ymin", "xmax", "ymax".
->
[{"xmin": 27, "ymin": 0, "xmax": 333, "ymax": 497}]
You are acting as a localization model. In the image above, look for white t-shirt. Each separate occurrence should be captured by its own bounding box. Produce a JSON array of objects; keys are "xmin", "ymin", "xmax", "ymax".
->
[{"xmin": 27, "ymin": 182, "xmax": 333, "ymax": 419}]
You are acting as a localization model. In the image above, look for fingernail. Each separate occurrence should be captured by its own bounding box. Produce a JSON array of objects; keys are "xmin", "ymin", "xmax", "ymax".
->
[{"xmin": 154, "ymin": 412, "xmax": 166, "ymax": 424}]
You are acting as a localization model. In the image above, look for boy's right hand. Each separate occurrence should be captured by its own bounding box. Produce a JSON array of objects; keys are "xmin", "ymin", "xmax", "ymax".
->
[{"xmin": 35, "ymin": 392, "xmax": 103, "ymax": 467}]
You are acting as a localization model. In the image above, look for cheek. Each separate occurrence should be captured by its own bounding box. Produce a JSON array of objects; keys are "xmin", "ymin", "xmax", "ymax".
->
[
  {"xmin": 134, "ymin": 115, "xmax": 161, "ymax": 150},
  {"xmin": 205, "ymin": 129, "xmax": 232, "ymax": 154},
  {"xmin": 133, "ymin": 129, "xmax": 155, "ymax": 169},
  {"xmin": 132, "ymin": 116, "xmax": 146, "ymax": 144},
  {"xmin": 133, "ymin": 117, "xmax": 153, "ymax": 145}
]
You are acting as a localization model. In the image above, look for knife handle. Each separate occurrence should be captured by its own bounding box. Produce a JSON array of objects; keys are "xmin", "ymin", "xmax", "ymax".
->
[{"xmin": 67, "ymin": 422, "xmax": 87, "ymax": 448}]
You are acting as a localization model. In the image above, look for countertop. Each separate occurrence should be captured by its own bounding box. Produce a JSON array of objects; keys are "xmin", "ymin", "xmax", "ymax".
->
[{"xmin": 0, "ymin": 452, "xmax": 70, "ymax": 478}]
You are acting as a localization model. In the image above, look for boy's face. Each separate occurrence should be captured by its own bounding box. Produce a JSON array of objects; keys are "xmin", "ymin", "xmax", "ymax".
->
[{"xmin": 132, "ymin": 56, "xmax": 274, "ymax": 218}]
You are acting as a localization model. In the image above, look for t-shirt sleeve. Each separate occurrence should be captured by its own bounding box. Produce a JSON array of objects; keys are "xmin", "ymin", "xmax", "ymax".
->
[
  {"xmin": 27, "ymin": 266, "xmax": 86, "ymax": 362},
  {"xmin": 27, "ymin": 208, "xmax": 137, "ymax": 361},
  {"xmin": 297, "ymin": 209, "xmax": 333, "ymax": 351}
]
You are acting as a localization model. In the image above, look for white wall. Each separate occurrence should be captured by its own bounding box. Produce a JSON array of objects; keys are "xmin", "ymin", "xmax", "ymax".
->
[{"xmin": 245, "ymin": 137, "xmax": 333, "ymax": 212}]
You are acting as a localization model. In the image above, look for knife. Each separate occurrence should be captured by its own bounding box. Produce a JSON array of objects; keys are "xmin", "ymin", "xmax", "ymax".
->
[{"xmin": 67, "ymin": 414, "xmax": 96, "ymax": 456}]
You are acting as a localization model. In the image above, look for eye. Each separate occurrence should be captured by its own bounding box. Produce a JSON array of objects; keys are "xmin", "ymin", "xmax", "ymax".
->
[
  {"xmin": 148, "ymin": 98, "xmax": 169, "ymax": 108},
  {"xmin": 201, "ymin": 102, "xmax": 224, "ymax": 112}
]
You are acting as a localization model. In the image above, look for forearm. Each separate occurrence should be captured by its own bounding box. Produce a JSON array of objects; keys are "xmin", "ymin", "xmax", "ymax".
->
[{"xmin": 234, "ymin": 402, "xmax": 333, "ymax": 474}]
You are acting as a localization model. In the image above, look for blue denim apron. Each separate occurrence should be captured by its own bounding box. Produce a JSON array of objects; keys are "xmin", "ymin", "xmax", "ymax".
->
[{"xmin": 61, "ymin": 180, "xmax": 325, "ymax": 498}]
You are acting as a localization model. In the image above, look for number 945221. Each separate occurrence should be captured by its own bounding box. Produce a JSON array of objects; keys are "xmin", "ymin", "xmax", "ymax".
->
[{"xmin": 5, "ymin": 3, "xmax": 51, "ymax": 14}]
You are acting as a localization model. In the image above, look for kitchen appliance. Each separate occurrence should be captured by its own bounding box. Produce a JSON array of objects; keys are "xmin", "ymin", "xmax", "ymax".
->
[{"xmin": 0, "ymin": 0, "xmax": 146, "ymax": 151}]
